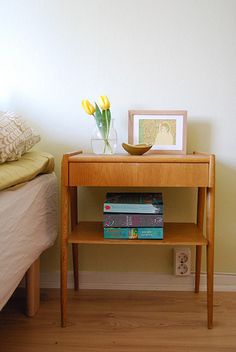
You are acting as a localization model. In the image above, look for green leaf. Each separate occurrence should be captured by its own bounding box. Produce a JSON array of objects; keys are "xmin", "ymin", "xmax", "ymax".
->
[
  {"xmin": 94, "ymin": 103, "xmax": 102, "ymax": 126},
  {"xmin": 94, "ymin": 103, "xmax": 105, "ymax": 139},
  {"xmin": 102, "ymin": 110, "xmax": 107, "ymax": 139},
  {"xmin": 94, "ymin": 104, "xmax": 111, "ymax": 141},
  {"xmin": 106, "ymin": 109, "xmax": 111, "ymax": 133},
  {"xmin": 102, "ymin": 109, "xmax": 111, "ymax": 140},
  {"xmin": 102, "ymin": 109, "xmax": 111, "ymax": 139}
]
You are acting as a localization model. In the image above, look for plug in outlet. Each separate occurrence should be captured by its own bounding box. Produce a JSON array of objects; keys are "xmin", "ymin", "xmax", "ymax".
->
[{"xmin": 174, "ymin": 248, "xmax": 191, "ymax": 276}]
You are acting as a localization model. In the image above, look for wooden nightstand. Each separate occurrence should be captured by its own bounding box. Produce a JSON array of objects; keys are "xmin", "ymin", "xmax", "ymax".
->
[{"xmin": 60, "ymin": 152, "xmax": 215, "ymax": 328}]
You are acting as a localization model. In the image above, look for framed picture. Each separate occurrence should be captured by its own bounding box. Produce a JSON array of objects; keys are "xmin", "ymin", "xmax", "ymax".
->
[{"xmin": 128, "ymin": 110, "xmax": 187, "ymax": 154}]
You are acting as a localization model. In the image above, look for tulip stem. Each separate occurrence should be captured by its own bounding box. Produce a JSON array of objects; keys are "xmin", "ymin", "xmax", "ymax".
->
[
  {"xmin": 102, "ymin": 109, "xmax": 112, "ymax": 154},
  {"xmin": 103, "ymin": 138, "xmax": 113, "ymax": 154},
  {"xmin": 93, "ymin": 109, "xmax": 113, "ymax": 154}
]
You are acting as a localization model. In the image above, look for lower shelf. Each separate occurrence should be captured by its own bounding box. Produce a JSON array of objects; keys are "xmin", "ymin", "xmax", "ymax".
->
[{"xmin": 68, "ymin": 222, "xmax": 208, "ymax": 246}]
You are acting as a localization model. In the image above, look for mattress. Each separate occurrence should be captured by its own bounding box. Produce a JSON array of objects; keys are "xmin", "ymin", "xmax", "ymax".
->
[
  {"xmin": 0, "ymin": 151, "xmax": 55, "ymax": 191},
  {"xmin": 0, "ymin": 172, "xmax": 57, "ymax": 310}
]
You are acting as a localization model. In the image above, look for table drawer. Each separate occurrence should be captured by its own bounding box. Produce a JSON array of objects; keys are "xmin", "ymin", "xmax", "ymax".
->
[{"xmin": 69, "ymin": 162, "xmax": 209, "ymax": 187}]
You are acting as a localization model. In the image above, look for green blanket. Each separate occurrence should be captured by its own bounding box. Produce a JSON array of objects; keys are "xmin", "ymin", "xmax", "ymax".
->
[{"xmin": 0, "ymin": 151, "xmax": 55, "ymax": 191}]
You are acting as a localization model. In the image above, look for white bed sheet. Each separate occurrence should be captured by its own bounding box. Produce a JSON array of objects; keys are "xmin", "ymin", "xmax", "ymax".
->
[{"xmin": 0, "ymin": 172, "xmax": 57, "ymax": 310}]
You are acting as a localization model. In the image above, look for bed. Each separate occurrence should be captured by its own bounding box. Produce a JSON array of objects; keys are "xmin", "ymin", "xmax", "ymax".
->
[{"xmin": 0, "ymin": 151, "xmax": 57, "ymax": 316}]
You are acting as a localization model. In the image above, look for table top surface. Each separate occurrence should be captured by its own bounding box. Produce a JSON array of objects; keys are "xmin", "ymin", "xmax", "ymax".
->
[{"xmin": 67, "ymin": 152, "xmax": 213, "ymax": 164}]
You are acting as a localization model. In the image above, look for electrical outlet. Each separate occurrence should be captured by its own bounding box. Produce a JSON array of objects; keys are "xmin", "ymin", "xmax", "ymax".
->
[{"xmin": 174, "ymin": 248, "xmax": 191, "ymax": 276}]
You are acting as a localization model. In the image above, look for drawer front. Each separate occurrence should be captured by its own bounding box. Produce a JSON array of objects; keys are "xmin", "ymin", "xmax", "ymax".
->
[{"xmin": 69, "ymin": 162, "xmax": 209, "ymax": 187}]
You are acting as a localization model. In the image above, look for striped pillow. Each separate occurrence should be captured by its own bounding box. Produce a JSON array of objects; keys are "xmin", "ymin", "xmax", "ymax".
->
[{"xmin": 0, "ymin": 111, "xmax": 41, "ymax": 163}]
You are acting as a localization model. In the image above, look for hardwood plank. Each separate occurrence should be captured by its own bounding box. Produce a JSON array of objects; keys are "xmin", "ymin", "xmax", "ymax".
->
[
  {"xmin": 1, "ymin": 289, "xmax": 236, "ymax": 352},
  {"xmin": 68, "ymin": 222, "xmax": 208, "ymax": 246}
]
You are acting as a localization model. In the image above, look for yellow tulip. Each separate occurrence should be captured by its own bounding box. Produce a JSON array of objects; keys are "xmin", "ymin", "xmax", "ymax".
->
[
  {"xmin": 98, "ymin": 95, "xmax": 110, "ymax": 110},
  {"xmin": 81, "ymin": 99, "xmax": 95, "ymax": 115}
]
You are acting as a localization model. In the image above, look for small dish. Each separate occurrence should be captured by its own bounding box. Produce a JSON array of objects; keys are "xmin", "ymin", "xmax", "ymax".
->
[{"xmin": 122, "ymin": 142, "xmax": 152, "ymax": 155}]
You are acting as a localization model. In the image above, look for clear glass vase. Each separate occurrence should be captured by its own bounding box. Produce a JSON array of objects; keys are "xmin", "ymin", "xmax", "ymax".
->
[{"xmin": 91, "ymin": 119, "xmax": 117, "ymax": 155}]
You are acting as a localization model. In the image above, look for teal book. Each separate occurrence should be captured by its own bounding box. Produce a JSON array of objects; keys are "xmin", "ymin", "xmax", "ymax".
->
[
  {"xmin": 104, "ymin": 227, "xmax": 164, "ymax": 240},
  {"xmin": 104, "ymin": 193, "xmax": 163, "ymax": 214}
]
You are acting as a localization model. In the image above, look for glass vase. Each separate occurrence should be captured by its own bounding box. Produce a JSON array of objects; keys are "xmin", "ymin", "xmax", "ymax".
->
[{"xmin": 91, "ymin": 119, "xmax": 117, "ymax": 155}]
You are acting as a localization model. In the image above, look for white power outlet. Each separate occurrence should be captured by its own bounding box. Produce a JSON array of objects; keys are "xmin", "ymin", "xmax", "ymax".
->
[{"xmin": 174, "ymin": 248, "xmax": 191, "ymax": 276}]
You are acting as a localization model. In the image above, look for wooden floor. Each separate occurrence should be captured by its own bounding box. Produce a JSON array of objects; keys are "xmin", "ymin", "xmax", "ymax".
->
[{"xmin": 1, "ymin": 289, "xmax": 236, "ymax": 352}]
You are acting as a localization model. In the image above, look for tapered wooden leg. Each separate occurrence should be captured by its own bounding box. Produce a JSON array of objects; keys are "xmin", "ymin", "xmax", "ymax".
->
[
  {"xmin": 72, "ymin": 244, "xmax": 79, "ymax": 290},
  {"xmin": 70, "ymin": 187, "xmax": 79, "ymax": 291},
  {"xmin": 61, "ymin": 237, "xmax": 68, "ymax": 327},
  {"xmin": 60, "ymin": 151, "xmax": 82, "ymax": 327},
  {"xmin": 25, "ymin": 257, "xmax": 40, "ymax": 317},
  {"xmin": 61, "ymin": 183, "xmax": 69, "ymax": 327},
  {"xmin": 206, "ymin": 185, "xmax": 215, "ymax": 329},
  {"xmin": 195, "ymin": 187, "xmax": 205, "ymax": 293},
  {"xmin": 207, "ymin": 242, "xmax": 214, "ymax": 329},
  {"xmin": 195, "ymin": 246, "xmax": 202, "ymax": 293}
]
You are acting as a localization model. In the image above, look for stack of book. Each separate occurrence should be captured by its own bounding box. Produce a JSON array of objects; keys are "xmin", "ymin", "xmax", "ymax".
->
[{"xmin": 103, "ymin": 193, "xmax": 164, "ymax": 240}]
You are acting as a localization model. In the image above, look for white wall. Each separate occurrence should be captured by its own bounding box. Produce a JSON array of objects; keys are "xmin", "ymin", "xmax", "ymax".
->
[{"xmin": 0, "ymin": 0, "xmax": 236, "ymax": 273}]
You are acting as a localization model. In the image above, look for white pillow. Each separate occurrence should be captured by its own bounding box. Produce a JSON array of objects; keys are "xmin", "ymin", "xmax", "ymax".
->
[{"xmin": 0, "ymin": 111, "xmax": 41, "ymax": 163}]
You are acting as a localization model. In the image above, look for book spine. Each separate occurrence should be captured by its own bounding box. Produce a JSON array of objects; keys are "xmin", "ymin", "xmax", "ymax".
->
[
  {"xmin": 103, "ymin": 203, "xmax": 163, "ymax": 214},
  {"xmin": 104, "ymin": 227, "xmax": 164, "ymax": 240},
  {"xmin": 103, "ymin": 214, "xmax": 163, "ymax": 228}
]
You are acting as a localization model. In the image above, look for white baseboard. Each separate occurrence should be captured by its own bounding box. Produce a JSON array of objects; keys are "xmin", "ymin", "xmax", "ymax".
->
[{"xmin": 40, "ymin": 271, "xmax": 236, "ymax": 292}]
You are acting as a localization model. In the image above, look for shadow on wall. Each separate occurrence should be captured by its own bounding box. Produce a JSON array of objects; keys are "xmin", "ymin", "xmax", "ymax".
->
[
  {"xmin": 214, "ymin": 159, "xmax": 236, "ymax": 272},
  {"xmin": 187, "ymin": 120, "xmax": 236, "ymax": 271},
  {"xmin": 187, "ymin": 119, "xmax": 213, "ymax": 154}
]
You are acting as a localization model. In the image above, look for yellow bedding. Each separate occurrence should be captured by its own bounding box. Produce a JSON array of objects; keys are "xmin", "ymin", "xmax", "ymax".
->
[{"xmin": 0, "ymin": 151, "xmax": 55, "ymax": 191}]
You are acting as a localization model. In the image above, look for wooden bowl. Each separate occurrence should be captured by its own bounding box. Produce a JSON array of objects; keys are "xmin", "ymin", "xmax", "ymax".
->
[{"xmin": 122, "ymin": 143, "xmax": 153, "ymax": 155}]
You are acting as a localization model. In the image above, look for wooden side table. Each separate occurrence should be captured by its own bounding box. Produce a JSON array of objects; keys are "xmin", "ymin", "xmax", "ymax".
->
[{"xmin": 60, "ymin": 152, "xmax": 215, "ymax": 328}]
